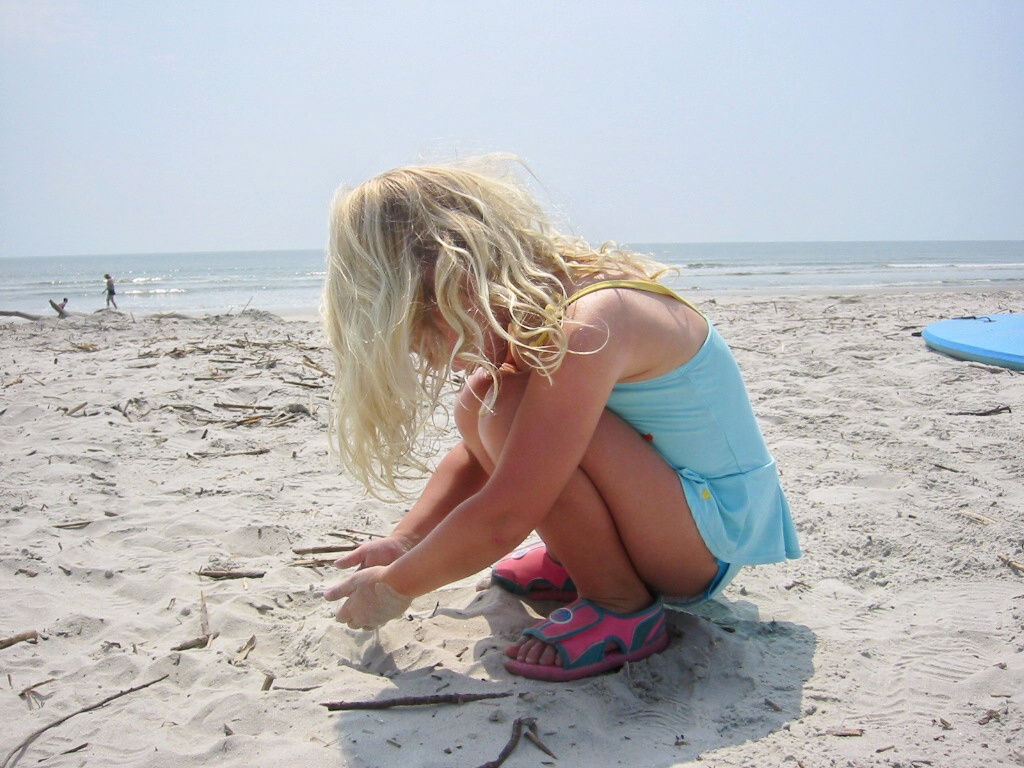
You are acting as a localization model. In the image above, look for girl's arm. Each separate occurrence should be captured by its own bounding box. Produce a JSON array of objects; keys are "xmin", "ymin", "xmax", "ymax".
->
[
  {"xmin": 379, "ymin": 319, "xmax": 627, "ymax": 597},
  {"xmin": 334, "ymin": 439, "xmax": 488, "ymax": 569},
  {"xmin": 392, "ymin": 439, "xmax": 490, "ymax": 547}
]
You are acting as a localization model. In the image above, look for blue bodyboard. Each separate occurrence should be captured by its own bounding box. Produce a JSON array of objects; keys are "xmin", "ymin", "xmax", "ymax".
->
[{"xmin": 922, "ymin": 314, "xmax": 1024, "ymax": 371}]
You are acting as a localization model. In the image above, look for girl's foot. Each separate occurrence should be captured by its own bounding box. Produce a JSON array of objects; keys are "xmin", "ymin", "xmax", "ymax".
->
[
  {"xmin": 504, "ymin": 597, "xmax": 669, "ymax": 682},
  {"xmin": 491, "ymin": 542, "xmax": 578, "ymax": 602}
]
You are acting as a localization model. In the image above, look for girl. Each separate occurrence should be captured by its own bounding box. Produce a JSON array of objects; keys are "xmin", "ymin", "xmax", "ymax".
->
[{"xmin": 322, "ymin": 157, "xmax": 800, "ymax": 682}]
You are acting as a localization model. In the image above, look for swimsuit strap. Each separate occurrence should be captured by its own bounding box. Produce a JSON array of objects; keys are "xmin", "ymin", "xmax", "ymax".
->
[{"xmin": 564, "ymin": 279, "xmax": 703, "ymax": 316}]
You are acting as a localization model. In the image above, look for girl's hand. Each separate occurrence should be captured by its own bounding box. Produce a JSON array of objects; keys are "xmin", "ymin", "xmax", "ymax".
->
[
  {"xmin": 334, "ymin": 535, "xmax": 412, "ymax": 570},
  {"xmin": 323, "ymin": 566, "xmax": 412, "ymax": 630}
]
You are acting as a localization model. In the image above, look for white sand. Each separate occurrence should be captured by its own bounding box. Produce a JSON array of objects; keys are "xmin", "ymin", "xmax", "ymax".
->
[{"xmin": 1, "ymin": 290, "xmax": 1022, "ymax": 768}]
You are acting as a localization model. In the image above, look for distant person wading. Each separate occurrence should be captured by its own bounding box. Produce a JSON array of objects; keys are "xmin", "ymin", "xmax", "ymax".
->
[{"xmin": 104, "ymin": 274, "xmax": 118, "ymax": 309}]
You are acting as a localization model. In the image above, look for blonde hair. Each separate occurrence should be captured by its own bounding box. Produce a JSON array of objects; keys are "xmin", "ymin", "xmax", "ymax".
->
[{"xmin": 322, "ymin": 155, "xmax": 669, "ymax": 497}]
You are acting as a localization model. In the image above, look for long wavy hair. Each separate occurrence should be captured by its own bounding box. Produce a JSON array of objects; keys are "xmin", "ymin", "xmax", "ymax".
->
[{"xmin": 322, "ymin": 155, "xmax": 669, "ymax": 497}]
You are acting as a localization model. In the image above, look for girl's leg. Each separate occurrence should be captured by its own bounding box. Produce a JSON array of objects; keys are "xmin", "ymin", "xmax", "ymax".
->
[{"xmin": 456, "ymin": 368, "xmax": 718, "ymax": 670}]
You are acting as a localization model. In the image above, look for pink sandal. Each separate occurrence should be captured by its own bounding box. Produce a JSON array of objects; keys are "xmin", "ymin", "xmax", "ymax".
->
[
  {"xmin": 504, "ymin": 597, "xmax": 669, "ymax": 682},
  {"xmin": 491, "ymin": 542, "xmax": 578, "ymax": 602}
]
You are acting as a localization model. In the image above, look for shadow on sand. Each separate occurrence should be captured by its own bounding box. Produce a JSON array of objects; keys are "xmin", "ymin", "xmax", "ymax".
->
[{"xmin": 328, "ymin": 587, "xmax": 815, "ymax": 768}]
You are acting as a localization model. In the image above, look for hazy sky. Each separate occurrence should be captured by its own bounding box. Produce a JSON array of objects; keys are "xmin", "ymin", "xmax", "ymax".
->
[{"xmin": 1, "ymin": 1, "xmax": 1021, "ymax": 258}]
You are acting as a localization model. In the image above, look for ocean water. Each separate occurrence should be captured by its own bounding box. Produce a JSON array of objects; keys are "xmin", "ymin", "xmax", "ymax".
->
[{"xmin": 0, "ymin": 241, "xmax": 1021, "ymax": 319}]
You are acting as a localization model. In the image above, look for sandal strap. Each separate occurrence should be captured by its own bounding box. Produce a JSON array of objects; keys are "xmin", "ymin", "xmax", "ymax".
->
[{"xmin": 524, "ymin": 598, "xmax": 666, "ymax": 670}]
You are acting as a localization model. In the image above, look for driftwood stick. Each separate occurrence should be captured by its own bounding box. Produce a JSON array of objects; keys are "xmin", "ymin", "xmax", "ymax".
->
[
  {"xmin": 196, "ymin": 569, "xmax": 266, "ymax": 580},
  {"xmin": 291, "ymin": 544, "xmax": 359, "ymax": 555},
  {"xmin": 328, "ymin": 527, "xmax": 385, "ymax": 540},
  {"xmin": 290, "ymin": 558, "xmax": 336, "ymax": 568},
  {"xmin": 187, "ymin": 448, "xmax": 270, "ymax": 459},
  {"xmin": 321, "ymin": 691, "xmax": 512, "ymax": 711},
  {"xmin": 0, "ymin": 674, "xmax": 169, "ymax": 768},
  {"xmin": 958, "ymin": 509, "xmax": 997, "ymax": 525},
  {"xmin": 301, "ymin": 355, "xmax": 332, "ymax": 377},
  {"xmin": 523, "ymin": 721, "xmax": 557, "ymax": 758},
  {"xmin": 948, "ymin": 405, "xmax": 1011, "ymax": 417},
  {"xmin": 214, "ymin": 402, "xmax": 274, "ymax": 411},
  {"xmin": 53, "ymin": 520, "xmax": 93, "ymax": 530},
  {"xmin": 282, "ymin": 379, "xmax": 324, "ymax": 389},
  {"xmin": 234, "ymin": 635, "xmax": 256, "ymax": 663},
  {"xmin": 171, "ymin": 632, "xmax": 219, "ymax": 651},
  {"xmin": 18, "ymin": 678, "xmax": 57, "ymax": 698},
  {"xmin": 0, "ymin": 310, "xmax": 44, "ymax": 321},
  {"xmin": 199, "ymin": 590, "xmax": 210, "ymax": 637},
  {"xmin": 0, "ymin": 630, "xmax": 39, "ymax": 650},
  {"xmin": 997, "ymin": 554, "xmax": 1024, "ymax": 575},
  {"xmin": 475, "ymin": 717, "xmax": 535, "ymax": 768}
]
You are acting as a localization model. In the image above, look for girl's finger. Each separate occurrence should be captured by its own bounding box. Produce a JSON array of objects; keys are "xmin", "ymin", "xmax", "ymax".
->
[
  {"xmin": 323, "ymin": 575, "xmax": 357, "ymax": 602},
  {"xmin": 334, "ymin": 550, "xmax": 363, "ymax": 569}
]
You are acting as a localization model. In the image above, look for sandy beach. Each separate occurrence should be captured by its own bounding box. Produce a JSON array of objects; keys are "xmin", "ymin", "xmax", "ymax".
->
[{"xmin": 1, "ymin": 288, "xmax": 1021, "ymax": 768}]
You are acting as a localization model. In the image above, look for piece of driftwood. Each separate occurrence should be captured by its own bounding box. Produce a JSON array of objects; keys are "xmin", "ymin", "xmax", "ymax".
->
[
  {"xmin": 329, "ymin": 527, "xmax": 385, "ymax": 540},
  {"xmin": 948, "ymin": 405, "xmax": 1011, "ymax": 417},
  {"xmin": 321, "ymin": 691, "xmax": 512, "ymax": 711},
  {"xmin": 282, "ymin": 379, "xmax": 323, "ymax": 389},
  {"xmin": 997, "ymin": 554, "xmax": 1024, "ymax": 575},
  {"xmin": 234, "ymin": 635, "xmax": 256, "ymax": 664},
  {"xmin": 523, "ymin": 725, "xmax": 557, "ymax": 759},
  {"xmin": 199, "ymin": 591, "xmax": 211, "ymax": 637},
  {"xmin": 0, "ymin": 674, "xmax": 169, "ymax": 768},
  {"xmin": 958, "ymin": 509, "xmax": 996, "ymax": 525},
  {"xmin": 0, "ymin": 630, "xmax": 39, "ymax": 650},
  {"xmin": 301, "ymin": 355, "xmax": 332, "ymax": 377},
  {"xmin": 290, "ymin": 558, "xmax": 336, "ymax": 568},
  {"xmin": 0, "ymin": 306, "xmax": 89, "ymax": 321},
  {"xmin": 18, "ymin": 678, "xmax": 57, "ymax": 699},
  {"xmin": 171, "ymin": 632, "xmax": 219, "ymax": 651},
  {"xmin": 475, "ymin": 717, "xmax": 537, "ymax": 768},
  {"xmin": 292, "ymin": 544, "xmax": 359, "ymax": 555},
  {"xmin": 187, "ymin": 448, "xmax": 270, "ymax": 459},
  {"xmin": 0, "ymin": 310, "xmax": 45, "ymax": 321},
  {"xmin": 53, "ymin": 520, "xmax": 93, "ymax": 530},
  {"xmin": 197, "ymin": 569, "xmax": 266, "ymax": 580}
]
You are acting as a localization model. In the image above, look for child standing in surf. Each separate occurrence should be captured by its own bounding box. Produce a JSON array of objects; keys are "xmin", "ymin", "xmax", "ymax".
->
[{"xmin": 322, "ymin": 157, "xmax": 800, "ymax": 681}]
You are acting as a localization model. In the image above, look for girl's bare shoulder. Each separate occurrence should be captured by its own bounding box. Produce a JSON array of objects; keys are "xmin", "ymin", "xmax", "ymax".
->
[{"xmin": 566, "ymin": 285, "xmax": 708, "ymax": 382}]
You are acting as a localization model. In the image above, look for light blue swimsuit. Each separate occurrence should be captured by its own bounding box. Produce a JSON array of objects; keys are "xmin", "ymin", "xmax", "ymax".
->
[{"xmin": 569, "ymin": 281, "xmax": 802, "ymax": 603}]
